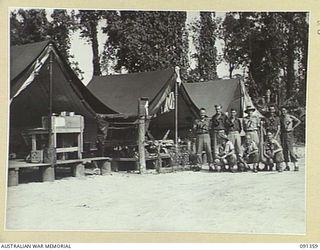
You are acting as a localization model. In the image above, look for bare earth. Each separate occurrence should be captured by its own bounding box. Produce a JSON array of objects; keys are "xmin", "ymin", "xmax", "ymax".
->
[{"xmin": 6, "ymin": 148, "xmax": 305, "ymax": 234}]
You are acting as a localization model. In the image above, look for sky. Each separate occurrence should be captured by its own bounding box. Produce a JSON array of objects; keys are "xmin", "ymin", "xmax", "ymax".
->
[{"xmin": 45, "ymin": 9, "xmax": 242, "ymax": 85}]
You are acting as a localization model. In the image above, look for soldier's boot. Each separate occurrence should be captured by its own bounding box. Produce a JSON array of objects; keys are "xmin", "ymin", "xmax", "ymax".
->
[
  {"xmin": 277, "ymin": 163, "xmax": 285, "ymax": 172},
  {"xmin": 208, "ymin": 165, "xmax": 214, "ymax": 172},
  {"xmin": 262, "ymin": 164, "xmax": 268, "ymax": 171},
  {"xmin": 216, "ymin": 165, "xmax": 221, "ymax": 173},
  {"xmin": 230, "ymin": 165, "xmax": 237, "ymax": 173},
  {"xmin": 269, "ymin": 163, "xmax": 274, "ymax": 171},
  {"xmin": 253, "ymin": 164, "xmax": 258, "ymax": 173},
  {"xmin": 284, "ymin": 164, "xmax": 290, "ymax": 171},
  {"xmin": 294, "ymin": 164, "xmax": 299, "ymax": 171}
]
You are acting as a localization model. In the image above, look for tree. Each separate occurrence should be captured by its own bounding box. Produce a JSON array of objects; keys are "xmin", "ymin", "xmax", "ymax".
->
[
  {"xmin": 48, "ymin": 10, "xmax": 83, "ymax": 78},
  {"xmin": 198, "ymin": 12, "xmax": 218, "ymax": 80},
  {"xmin": 10, "ymin": 9, "xmax": 50, "ymax": 45},
  {"xmin": 187, "ymin": 12, "xmax": 219, "ymax": 82},
  {"xmin": 76, "ymin": 10, "xmax": 104, "ymax": 76},
  {"xmin": 102, "ymin": 11, "xmax": 189, "ymax": 78},
  {"xmin": 10, "ymin": 9, "xmax": 83, "ymax": 79},
  {"xmin": 220, "ymin": 12, "xmax": 308, "ymax": 105}
]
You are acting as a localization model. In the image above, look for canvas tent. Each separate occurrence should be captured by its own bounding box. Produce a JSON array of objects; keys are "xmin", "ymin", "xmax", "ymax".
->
[
  {"xmin": 87, "ymin": 69, "xmax": 199, "ymax": 140},
  {"xmin": 182, "ymin": 79, "xmax": 262, "ymax": 118},
  {"xmin": 87, "ymin": 71, "xmax": 260, "ymax": 141},
  {"xmin": 10, "ymin": 40, "xmax": 115, "ymax": 154}
]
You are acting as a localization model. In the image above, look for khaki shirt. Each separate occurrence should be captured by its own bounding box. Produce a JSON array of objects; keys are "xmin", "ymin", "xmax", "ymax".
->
[
  {"xmin": 243, "ymin": 116, "xmax": 260, "ymax": 131},
  {"xmin": 193, "ymin": 117, "xmax": 212, "ymax": 134}
]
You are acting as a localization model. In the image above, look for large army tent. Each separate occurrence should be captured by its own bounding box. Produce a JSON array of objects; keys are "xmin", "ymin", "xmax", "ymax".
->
[
  {"xmin": 182, "ymin": 79, "xmax": 261, "ymax": 118},
  {"xmin": 88, "ymin": 71, "xmax": 260, "ymax": 140},
  {"xmin": 87, "ymin": 69, "xmax": 199, "ymax": 139},
  {"xmin": 10, "ymin": 40, "xmax": 115, "ymax": 154}
]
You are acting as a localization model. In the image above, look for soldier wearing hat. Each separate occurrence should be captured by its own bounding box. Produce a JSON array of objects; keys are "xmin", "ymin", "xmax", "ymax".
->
[
  {"xmin": 193, "ymin": 108, "xmax": 213, "ymax": 171},
  {"xmin": 280, "ymin": 106, "xmax": 301, "ymax": 171},
  {"xmin": 214, "ymin": 133, "xmax": 237, "ymax": 172},
  {"xmin": 211, "ymin": 104, "xmax": 228, "ymax": 159},
  {"xmin": 243, "ymin": 106, "xmax": 260, "ymax": 147}
]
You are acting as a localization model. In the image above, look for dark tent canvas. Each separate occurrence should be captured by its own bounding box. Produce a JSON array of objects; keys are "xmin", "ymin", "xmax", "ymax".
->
[
  {"xmin": 87, "ymin": 69, "xmax": 199, "ymax": 140},
  {"xmin": 88, "ymin": 69, "xmax": 177, "ymax": 116},
  {"xmin": 87, "ymin": 71, "xmax": 260, "ymax": 141},
  {"xmin": 182, "ymin": 79, "xmax": 261, "ymax": 118},
  {"xmin": 10, "ymin": 40, "xmax": 115, "ymax": 154}
]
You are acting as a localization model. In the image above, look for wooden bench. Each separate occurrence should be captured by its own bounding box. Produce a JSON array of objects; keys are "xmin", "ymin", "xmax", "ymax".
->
[
  {"xmin": 8, "ymin": 157, "xmax": 111, "ymax": 186},
  {"xmin": 111, "ymin": 154, "xmax": 172, "ymax": 172}
]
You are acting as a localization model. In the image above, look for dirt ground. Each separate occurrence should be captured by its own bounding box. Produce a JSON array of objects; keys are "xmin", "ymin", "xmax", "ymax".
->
[{"xmin": 6, "ymin": 147, "xmax": 305, "ymax": 234}]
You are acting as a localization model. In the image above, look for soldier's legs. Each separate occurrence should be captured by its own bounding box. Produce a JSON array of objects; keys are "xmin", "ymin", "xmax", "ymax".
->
[
  {"xmin": 281, "ymin": 133, "xmax": 290, "ymax": 163},
  {"xmin": 196, "ymin": 135, "xmax": 204, "ymax": 166},
  {"xmin": 212, "ymin": 132, "xmax": 217, "ymax": 159},
  {"xmin": 227, "ymin": 154, "xmax": 237, "ymax": 172},
  {"xmin": 228, "ymin": 133, "xmax": 241, "ymax": 156},
  {"xmin": 213, "ymin": 158, "xmax": 222, "ymax": 172},
  {"xmin": 234, "ymin": 133, "xmax": 242, "ymax": 156},
  {"xmin": 282, "ymin": 132, "xmax": 298, "ymax": 170},
  {"xmin": 227, "ymin": 133, "xmax": 236, "ymax": 146},
  {"xmin": 203, "ymin": 134, "xmax": 213, "ymax": 166},
  {"xmin": 287, "ymin": 132, "xmax": 298, "ymax": 170}
]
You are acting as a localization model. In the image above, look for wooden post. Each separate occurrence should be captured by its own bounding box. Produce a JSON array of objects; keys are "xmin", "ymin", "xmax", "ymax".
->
[
  {"xmin": 72, "ymin": 163, "xmax": 85, "ymax": 177},
  {"xmin": 100, "ymin": 160, "xmax": 112, "ymax": 175},
  {"xmin": 138, "ymin": 98, "xmax": 148, "ymax": 174},
  {"xmin": 174, "ymin": 66, "xmax": 181, "ymax": 154},
  {"xmin": 8, "ymin": 168, "xmax": 19, "ymax": 186},
  {"xmin": 41, "ymin": 166, "xmax": 55, "ymax": 182},
  {"xmin": 46, "ymin": 43, "xmax": 56, "ymax": 181}
]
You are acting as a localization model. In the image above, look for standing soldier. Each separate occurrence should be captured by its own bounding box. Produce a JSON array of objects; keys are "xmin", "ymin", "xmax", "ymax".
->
[
  {"xmin": 211, "ymin": 104, "xmax": 228, "ymax": 159},
  {"xmin": 264, "ymin": 105, "xmax": 281, "ymax": 142},
  {"xmin": 280, "ymin": 106, "xmax": 301, "ymax": 171},
  {"xmin": 226, "ymin": 109, "xmax": 242, "ymax": 159},
  {"xmin": 193, "ymin": 108, "xmax": 213, "ymax": 171},
  {"xmin": 243, "ymin": 106, "xmax": 260, "ymax": 147}
]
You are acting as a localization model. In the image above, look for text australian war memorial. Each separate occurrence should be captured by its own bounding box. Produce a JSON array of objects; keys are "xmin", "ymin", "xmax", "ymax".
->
[{"xmin": 8, "ymin": 10, "xmax": 307, "ymax": 185}]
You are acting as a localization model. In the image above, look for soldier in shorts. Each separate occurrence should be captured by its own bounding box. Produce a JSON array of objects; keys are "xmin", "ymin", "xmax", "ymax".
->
[
  {"xmin": 240, "ymin": 134, "xmax": 259, "ymax": 173},
  {"xmin": 193, "ymin": 108, "xmax": 213, "ymax": 171},
  {"xmin": 263, "ymin": 131, "xmax": 285, "ymax": 172},
  {"xmin": 214, "ymin": 134, "xmax": 237, "ymax": 172},
  {"xmin": 280, "ymin": 106, "xmax": 301, "ymax": 171}
]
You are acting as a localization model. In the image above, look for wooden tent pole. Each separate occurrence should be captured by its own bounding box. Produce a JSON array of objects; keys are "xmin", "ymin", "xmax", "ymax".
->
[
  {"xmin": 138, "ymin": 98, "xmax": 148, "ymax": 174},
  {"xmin": 175, "ymin": 80, "xmax": 178, "ymax": 151},
  {"xmin": 42, "ymin": 43, "xmax": 55, "ymax": 182},
  {"xmin": 174, "ymin": 66, "xmax": 181, "ymax": 154}
]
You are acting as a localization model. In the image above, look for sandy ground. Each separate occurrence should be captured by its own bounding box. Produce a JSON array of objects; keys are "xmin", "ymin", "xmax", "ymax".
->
[{"xmin": 6, "ymin": 147, "xmax": 305, "ymax": 234}]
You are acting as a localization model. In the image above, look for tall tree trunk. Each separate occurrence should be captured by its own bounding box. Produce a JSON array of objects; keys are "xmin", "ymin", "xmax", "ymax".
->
[
  {"xmin": 90, "ymin": 21, "xmax": 101, "ymax": 76},
  {"xmin": 286, "ymin": 14, "xmax": 295, "ymax": 100}
]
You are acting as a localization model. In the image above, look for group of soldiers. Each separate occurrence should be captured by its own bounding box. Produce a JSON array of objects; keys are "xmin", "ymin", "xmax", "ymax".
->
[{"xmin": 192, "ymin": 104, "xmax": 301, "ymax": 173}]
